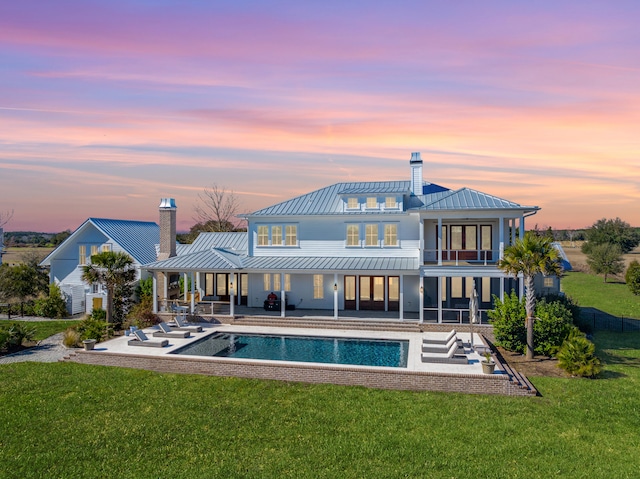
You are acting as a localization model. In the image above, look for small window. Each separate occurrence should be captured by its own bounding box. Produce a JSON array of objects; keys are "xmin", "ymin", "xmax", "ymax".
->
[
  {"xmin": 385, "ymin": 197, "xmax": 397, "ymax": 209},
  {"xmin": 365, "ymin": 224, "xmax": 378, "ymax": 246},
  {"xmin": 384, "ymin": 224, "xmax": 398, "ymax": 246},
  {"xmin": 90, "ymin": 245, "xmax": 99, "ymax": 256},
  {"xmin": 346, "ymin": 224, "xmax": 360, "ymax": 246},
  {"xmin": 258, "ymin": 226, "xmax": 269, "ymax": 246},
  {"xmin": 544, "ymin": 277, "xmax": 554, "ymax": 288},
  {"xmin": 285, "ymin": 225, "xmax": 297, "ymax": 246},
  {"xmin": 272, "ymin": 225, "xmax": 283, "ymax": 246},
  {"xmin": 102, "ymin": 244, "xmax": 111, "ymax": 252},
  {"xmin": 347, "ymin": 197, "xmax": 358, "ymax": 209},
  {"xmin": 366, "ymin": 197, "xmax": 377, "ymax": 209},
  {"xmin": 313, "ymin": 275, "xmax": 324, "ymax": 299},
  {"xmin": 79, "ymin": 245, "xmax": 86, "ymax": 265}
]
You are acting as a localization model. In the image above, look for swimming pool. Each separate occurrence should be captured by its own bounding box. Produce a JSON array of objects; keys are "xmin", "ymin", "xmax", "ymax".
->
[{"xmin": 171, "ymin": 332, "xmax": 409, "ymax": 368}]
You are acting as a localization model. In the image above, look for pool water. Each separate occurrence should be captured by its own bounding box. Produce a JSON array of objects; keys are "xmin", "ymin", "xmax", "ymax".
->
[{"xmin": 171, "ymin": 332, "xmax": 409, "ymax": 368}]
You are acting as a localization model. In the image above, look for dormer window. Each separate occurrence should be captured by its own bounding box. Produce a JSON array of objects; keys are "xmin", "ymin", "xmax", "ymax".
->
[
  {"xmin": 366, "ymin": 197, "xmax": 377, "ymax": 209},
  {"xmin": 347, "ymin": 197, "xmax": 358, "ymax": 209},
  {"xmin": 385, "ymin": 196, "xmax": 397, "ymax": 209}
]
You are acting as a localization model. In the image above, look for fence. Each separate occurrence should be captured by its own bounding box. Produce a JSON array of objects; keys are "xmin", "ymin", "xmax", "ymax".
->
[{"xmin": 577, "ymin": 308, "xmax": 640, "ymax": 333}]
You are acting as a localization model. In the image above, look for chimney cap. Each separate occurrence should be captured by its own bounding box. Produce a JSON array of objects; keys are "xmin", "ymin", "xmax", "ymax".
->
[
  {"xmin": 159, "ymin": 198, "xmax": 177, "ymax": 209},
  {"xmin": 410, "ymin": 152, "xmax": 422, "ymax": 164}
]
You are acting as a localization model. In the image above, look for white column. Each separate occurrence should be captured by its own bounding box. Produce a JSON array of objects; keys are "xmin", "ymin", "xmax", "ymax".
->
[
  {"xmin": 190, "ymin": 272, "xmax": 195, "ymax": 313},
  {"xmin": 152, "ymin": 273, "xmax": 158, "ymax": 314},
  {"xmin": 420, "ymin": 217, "xmax": 425, "ymax": 264},
  {"xmin": 399, "ymin": 275, "xmax": 404, "ymax": 321},
  {"xmin": 183, "ymin": 272, "xmax": 188, "ymax": 302},
  {"xmin": 230, "ymin": 272, "xmax": 235, "ymax": 317},
  {"xmin": 163, "ymin": 272, "xmax": 168, "ymax": 306},
  {"xmin": 419, "ymin": 276, "xmax": 423, "ymax": 324},
  {"xmin": 437, "ymin": 217, "xmax": 442, "ymax": 266},
  {"xmin": 333, "ymin": 273, "xmax": 339, "ymax": 320},
  {"xmin": 437, "ymin": 276, "xmax": 442, "ymax": 323},
  {"xmin": 499, "ymin": 216, "xmax": 505, "ymax": 260},
  {"xmin": 500, "ymin": 276, "xmax": 505, "ymax": 301},
  {"xmin": 281, "ymin": 272, "xmax": 286, "ymax": 318}
]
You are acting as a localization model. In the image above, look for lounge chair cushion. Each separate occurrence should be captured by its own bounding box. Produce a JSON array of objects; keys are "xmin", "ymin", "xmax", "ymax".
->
[
  {"xmin": 172, "ymin": 316, "xmax": 203, "ymax": 332},
  {"xmin": 128, "ymin": 329, "xmax": 168, "ymax": 348}
]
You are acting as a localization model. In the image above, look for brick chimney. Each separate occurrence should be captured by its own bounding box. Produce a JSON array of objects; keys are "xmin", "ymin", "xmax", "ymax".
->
[
  {"xmin": 158, "ymin": 198, "xmax": 176, "ymax": 260},
  {"xmin": 410, "ymin": 152, "xmax": 423, "ymax": 195}
]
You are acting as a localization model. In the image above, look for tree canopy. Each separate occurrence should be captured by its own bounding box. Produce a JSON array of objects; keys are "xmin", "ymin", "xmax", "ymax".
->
[
  {"xmin": 586, "ymin": 243, "xmax": 624, "ymax": 282},
  {"xmin": 582, "ymin": 217, "xmax": 640, "ymax": 254}
]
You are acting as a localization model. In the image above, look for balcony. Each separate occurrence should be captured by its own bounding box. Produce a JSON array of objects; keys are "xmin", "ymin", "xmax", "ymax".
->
[{"xmin": 423, "ymin": 249, "xmax": 499, "ymax": 266}]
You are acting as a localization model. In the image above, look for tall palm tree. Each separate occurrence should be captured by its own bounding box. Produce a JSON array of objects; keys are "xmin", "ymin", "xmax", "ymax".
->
[
  {"xmin": 82, "ymin": 251, "xmax": 135, "ymax": 324},
  {"xmin": 498, "ymin": 232, "xmax": 563, "ymax": 359}
]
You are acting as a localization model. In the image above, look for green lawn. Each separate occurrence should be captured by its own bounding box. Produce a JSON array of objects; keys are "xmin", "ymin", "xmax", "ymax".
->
[
  {"xmin": 562, "ymin": 271, "xmax": 640, "ymax": 318},
  {"xmin": 0, "ymin": 320, "xmax": 79, "ymax": 342},
  {"xmin": 1, "ymin": 331, "xmax": 639, "ymax": 479}
]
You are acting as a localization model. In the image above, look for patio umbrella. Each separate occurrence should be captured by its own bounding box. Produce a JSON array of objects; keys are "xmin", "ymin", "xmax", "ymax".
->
[{"xmin": 469, "ymin": 282, "xmax": 479, "ymax": 351}]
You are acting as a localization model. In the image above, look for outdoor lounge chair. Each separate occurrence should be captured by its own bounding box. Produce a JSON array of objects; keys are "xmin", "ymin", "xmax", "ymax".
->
[
  {"xmin": 153, "ymin": 322, "xmax": 190, "ymax": 339},
  {"xmin": 422, "ymin": 335, "xmax": 464, "ymax": 354},
  {"xmin": 128, "ymin": 329, "xmax": 169, "ymax": 348},
  {"xmin": 170, "ymin": 315, "xmax": 203, "ymax": 333},
  {"xmin": 421, "ymin": 340, "xmax": 468, "ymax": 364},
  {"xmin": 423, "ymin": 329, "xmax": 457, "ymax": 345}
]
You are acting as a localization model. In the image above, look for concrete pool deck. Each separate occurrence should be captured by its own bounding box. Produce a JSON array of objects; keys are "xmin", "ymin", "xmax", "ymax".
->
[{"xmin": 62, "ymin": 321, "xmax": 537, "ymax": 396}]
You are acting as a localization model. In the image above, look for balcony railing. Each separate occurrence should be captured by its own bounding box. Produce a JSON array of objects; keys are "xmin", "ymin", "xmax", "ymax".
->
[
  {"xmin": 421, "ymin": 307, "xmax": 489, "ymax": 324},
  {"xmin": 423, "ymin": 249, "xmax": 499, "ymax": 266}
]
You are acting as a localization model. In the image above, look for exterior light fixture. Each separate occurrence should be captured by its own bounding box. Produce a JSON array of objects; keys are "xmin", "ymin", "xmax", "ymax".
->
[{"xmin": 333, "ymin": 283, "xmax": 338, "ymax": 291}]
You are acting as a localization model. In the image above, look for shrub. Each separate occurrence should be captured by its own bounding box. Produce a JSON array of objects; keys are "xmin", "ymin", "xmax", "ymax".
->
[
  {"xmin": 126, "ymin": 296, "xmax": 161, "ymax": 329},
  {"xmin": 33, "ymin": 283, "xmax": 68, "ymax": 318},
  {"xmin": 625, "ymin": 260, "xmax": 640, "ymax": 296},
  {"xmin": 488, "ymin": 291, "xmax": 526, "ymax": 354},
  {"xmin": 0, "ymin": 322, "xmax": 37, "ymax": 350},
  {"xmin": 63, "ymin": 328, "xmax": 81, "ymax": 348},
  {"xmin": 76, "ymin": 318, "xmax": 110, "ymax": 342},
  {"xmin": 489, "ymin": 292, "xmax": 576, "ymax": 356},
  {"xmin": 557, "ymin": 329, "xmax": 601, "ymax": 377},
  {"xmin": 89, "ymin": 308, "xmax": 107, "ymax": 322},
  {"xmin": 135, "ymin": 277, "xmax": 154, "ymax": 301}
]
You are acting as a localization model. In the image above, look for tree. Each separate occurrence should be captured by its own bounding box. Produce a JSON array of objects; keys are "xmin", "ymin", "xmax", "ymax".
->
[
  {"xmin": 625, "ymin": 260, "xmax": 640, "ymax": 295},
  {"xmin": 586, "ymin": 243, "xmax": 624, "ymax": 282},
  {"xmin": 0, "ymin": 263, "xmax": 48, "ymax": 316},
  {"xmin": 581, "ymin": 217, "xmax": 640, "ymax": 254},
  {"xmin": 193, "ymin": 184, "xmax": 245, "ymax": 233},
  {"xmin": 81, "ymin": 251, "xmax": 136, "ymax": 325},
  {"xmin": 498, "ymin": 232, "xmax": 563, "ymax": 360}
]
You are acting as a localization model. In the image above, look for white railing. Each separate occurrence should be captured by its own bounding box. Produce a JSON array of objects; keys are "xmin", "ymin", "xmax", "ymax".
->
[
  {"xmin": 422, "ymin": 249, "xmax": 499, "ymax": 266},
  {"xmin": 421, "ymin": 307, "xmax": 489, "ymax": 324}
]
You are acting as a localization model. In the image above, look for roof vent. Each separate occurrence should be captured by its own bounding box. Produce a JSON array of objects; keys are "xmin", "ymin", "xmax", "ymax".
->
[{"xmin": 159, "ymin": 198, "xmax": 176, "ymax": 209}]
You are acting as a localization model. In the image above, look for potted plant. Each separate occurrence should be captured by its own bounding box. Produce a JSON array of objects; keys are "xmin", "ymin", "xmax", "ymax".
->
[
  {"xmin": 481, "ymin": 350, "xmax": 496, "ymax": 374},
  {"xmin": 82, "ymin": 339, "xmax": 97, "ymax": 351}
]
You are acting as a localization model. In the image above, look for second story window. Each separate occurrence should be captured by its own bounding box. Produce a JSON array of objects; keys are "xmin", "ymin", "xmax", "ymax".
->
[
  {"xmin": 78, "ymin": 245, "xmax": 86, "ymax": 265},
  {"xmin": 90, "ymin": 245, "xmax": 99, "ymax": 257},
  {"xmin": 347, "ymin": 197, "xmax": 358, "ymax": 209},
  {"xmin": 384, "ymin": 224, "xmax": 398, "ymax": 246},
  {"xmin": 257, "ymin": 226, "xmax": 269, "ymax": 246},
  {"xmin": 366, "ymin": 197, "xmax": 377, "ymax": 209},
  {"xmin": 102, "ymin": 244, "xmax": 111, "ymax": 252},
  {"xmin": 285, "ymin": 225, "xmax": 298, "ymax": 246},
  {"xmin": 346, "ymin": 224, "xmax": 360, "ymax": 246},
  {"xmin": 385, "ymin": 197, "xmax": 397, "ymax": 209},
  {"xmin": 365, "ymin": 224, "xmax": 378, "ymax": 247},
  {"xmin": 271, "ymin": 226, "xmax": 283, "ymax": 246}
]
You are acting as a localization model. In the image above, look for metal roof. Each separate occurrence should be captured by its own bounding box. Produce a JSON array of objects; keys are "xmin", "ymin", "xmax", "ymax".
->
[
  {"xmin": 184, "ymin": 232, "xmax": 247, "ymax": 254},
  {"xmin": 144, "ymin": 252, "xmax": 418, "ymax": 272},
  {"xmin": 417, "ymin": 188, "xmax": 539, "ymax": 211},
  {"xmin": 88, "ymin": 218, "xmax": 160, "ymax": 264},
  {"xmin": 337, "ymin": 182, "xmax": 410, "ymax": 195}
]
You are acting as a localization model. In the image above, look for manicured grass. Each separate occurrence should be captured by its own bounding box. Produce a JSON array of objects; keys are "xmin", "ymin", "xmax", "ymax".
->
[
  {"xmin": 562, "ymin": 271, "xmax": 640, "ymax": 318},
  {"xmin": 1, "ymin": 332, "xmax": 639, "ymax": 478},
  {"xmin": 0, "ymin": 320, "xmax": 80, "ymax": 342}
]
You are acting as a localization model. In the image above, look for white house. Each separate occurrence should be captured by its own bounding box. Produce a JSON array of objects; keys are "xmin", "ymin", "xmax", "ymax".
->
[
  {"xmin": 144, "ymin": 153, "xmax": 561, "ymax": 323},
  {"xmin": 40, "ymin": 218, "xmax": 161, "ymax": 314}
]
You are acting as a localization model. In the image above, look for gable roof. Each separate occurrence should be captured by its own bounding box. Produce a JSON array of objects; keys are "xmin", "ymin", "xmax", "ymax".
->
[
  {"xmin": 41, "ymin": 218, "xmax": 159, "ymax": 266},
  {"xmin": 416, "ymin": 188, "xmax": 538, "ymax": 211}
]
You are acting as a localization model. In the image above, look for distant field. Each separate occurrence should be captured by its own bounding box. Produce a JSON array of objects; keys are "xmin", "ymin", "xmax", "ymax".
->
[
  {"xmin": 560, "ymin": 241, "xmax": 640, "ymax": 271},
  {"xmin": 1, "ymin": 247, "xmax": 54, "ymax": 266}
]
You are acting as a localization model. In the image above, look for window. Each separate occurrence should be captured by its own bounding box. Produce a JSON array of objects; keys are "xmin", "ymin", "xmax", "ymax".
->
[
  {"xmin": 91, "ymin": 245, "xmax": 99, "ymax": 256},
  {"xmin": 384, "ymin": 224, "xmax": 398, "ymax": 246},
  {"xmin": 481, "ymin": 225, "xmax": 492, "ymax": 250},
  {"xmin": 263, "ymin": 273, "xmax": 270, "ymax": 291},
  {"xmin": 284, "ymin": 274, "xmax": 291, "ymax": 291},
  {"xmin": 313, "ymin": 275, "xmax": 324, "ymax": 299},
  {"xmin": 347, "ymin": 197, "xmax": 358, "ymax": 209},
  {"xmin": 258, "ymin": 226, "xmax": 269, "ymax": 246},
  {"xmin": 451, "ymin": 277, "xmax": 463, "ymax": 298},
  {"xmin": 285, "ymin": 225, "xmax": 297, "ymax": 246},
  {"xmin": 365, "ymin": 224, "xmax": 378, "ymax": 246},
  {"xmin": 450, "ymin": 225, "xmax": 477, "ymax": 250},
  {"xmin": 346, "ymin": 224, "xmax": 360, "ymax": 246},
  {"xmin": 269, "ymin": 274, "xmax": 291, "ymax": 291},
  {"xmin": 482, "ymin": 277, "xmax": 491, "ymax": 302},
  {"xmin": 102, "ymin": 244, "xmax": 111, "ymax": 252},
  {"xmin": 78, "ymin": 245, "xmax": 86, "ymax": 265},
  {"xmin": 241, "ymin": 274, "xmax": 248, "ymax": 296},
  {"xmin": 271, "ymin": 225, "xmax": 283, "ymax": 246},
  {"xmin": 465, "ymin": 277, "xmax": 474, "ymax": 298},
  {"xmin": 205, "ymin": 273, "xmax": 214, "ymax": 296},
  {"xmin": 273, "ymin": 274, "xmax": 281, "ymax": 291},
  {"xmin": 544, "ymin": 277, "xmax": 554, "ymax": 288},
  {"xmin": 385, "ymin": 197, "xmax": 397, "ymax": 209},
  {"xmin": 441, "ymin": 277, "xmax": 447, "ymax": 301},
  {"xmin": 216, "ymin": 273, "xmax": 228, "ymax": 296},
  {"xmin": 388, "ymin": 277, "xmax": 399, "ymax": 301},
  {"xmin": 366, "ymin": 197, "xmax": 377, "ymax": 209}
]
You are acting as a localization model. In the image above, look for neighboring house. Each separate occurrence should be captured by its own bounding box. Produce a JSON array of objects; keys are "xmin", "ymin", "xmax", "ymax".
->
[
  {"xmin": 145, "ymin": 153, "xmax": 559, "ymax": 322},
  {"xmin": 40, "ymin": 218, "xmax": 161, "ymax": 314}
]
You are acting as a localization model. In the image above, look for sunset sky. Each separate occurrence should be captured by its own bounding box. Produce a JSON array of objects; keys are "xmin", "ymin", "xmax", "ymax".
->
[{"xmin": 1, "ymin": 1, "xmax": 639, "ymax": 232}]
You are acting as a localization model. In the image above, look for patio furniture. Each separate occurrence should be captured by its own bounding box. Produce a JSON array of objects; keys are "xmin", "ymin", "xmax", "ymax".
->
[
  {"xmin": 128, "ymin": 329, "xmax": 169, "ymax": 348},
  {"xmin": 171, "ymin": 315, "xmax": 203, "ymax": 333},
  {"xmin": 421, "ymin": 340, "xmax": 468, "ymax": 364},
  {"xmin": 422, "ymin": 335, "xmax": 464, "ymax": 354},
  {"xmin": 153, "ymin": 322, "xmax": 190, "ymax": 339},
  {"xmin": 423, "ymin": 329, "xmax": 457, "ymax": 345}
]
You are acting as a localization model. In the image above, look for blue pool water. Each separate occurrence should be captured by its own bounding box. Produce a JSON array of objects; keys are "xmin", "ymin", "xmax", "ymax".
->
[{"xmin": 171, "ymin": 332, "xmax": 409, "ymax": 368}]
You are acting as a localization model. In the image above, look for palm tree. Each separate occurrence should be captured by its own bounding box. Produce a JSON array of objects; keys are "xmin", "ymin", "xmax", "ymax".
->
[
  {"xmin": 498, "ymin": 232, "xmax": 563, "ymax": 359},
  {"xmin": 82, "ymin": 251, "xmax": 136, "ymax": 324}
]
